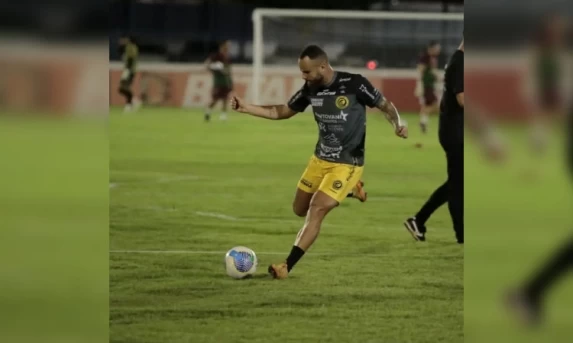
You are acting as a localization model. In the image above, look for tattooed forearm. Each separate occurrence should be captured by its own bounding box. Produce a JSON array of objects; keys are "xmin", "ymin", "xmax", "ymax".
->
[{"xmin": 376, "ymin": 97, "xmax": 402, "ymax": 128}]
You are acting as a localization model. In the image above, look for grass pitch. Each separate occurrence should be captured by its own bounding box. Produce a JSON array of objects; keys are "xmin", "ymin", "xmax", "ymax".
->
[{"xmin": 110, "ymin": 107, "xmax": 463, "ymax": 342}]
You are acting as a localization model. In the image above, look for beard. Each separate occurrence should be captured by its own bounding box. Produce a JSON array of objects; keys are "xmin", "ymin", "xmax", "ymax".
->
[{"xmin": 306, "ymin": 75, "xmax": 324, "ymax": 88}]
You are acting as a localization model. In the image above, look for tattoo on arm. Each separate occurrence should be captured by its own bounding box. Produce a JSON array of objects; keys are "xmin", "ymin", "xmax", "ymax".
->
[{"xmin": 376, "ymin": 97, "xmax": 401, "ymax": 128}]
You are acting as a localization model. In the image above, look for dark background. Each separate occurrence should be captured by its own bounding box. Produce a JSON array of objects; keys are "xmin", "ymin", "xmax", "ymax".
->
[{"xmin": 109, "ymin": 0, "xmax": 464, "ymax": 67}]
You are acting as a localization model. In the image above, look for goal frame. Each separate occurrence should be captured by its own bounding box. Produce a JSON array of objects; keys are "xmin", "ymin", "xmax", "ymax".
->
[{"xmin": 251, "ymin": 8, "xmax": 463, "ymax": 104}]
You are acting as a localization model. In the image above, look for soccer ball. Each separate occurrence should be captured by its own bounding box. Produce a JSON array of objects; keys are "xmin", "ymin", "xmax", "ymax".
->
[{"xmin": 224, "ymin": 246, "xmax": 258, "ymax": 279}]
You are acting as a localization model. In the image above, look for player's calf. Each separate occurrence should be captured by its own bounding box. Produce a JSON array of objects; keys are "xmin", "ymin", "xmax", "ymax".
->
[
  {"xmin": 270, "ymin": 191, "xmax": 337, "ymax": 279},
  {"xmin": 204, "ymin": 100, "xmax": 216, "ymax": 122}
]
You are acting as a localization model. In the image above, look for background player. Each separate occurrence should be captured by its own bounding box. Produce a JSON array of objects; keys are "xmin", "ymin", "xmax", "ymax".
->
[
  {"xmin": 525, "ymin": 14, "xmax": 567, "ymax": 155},
  {"xmin": 204, "ymin": 40, "xmax": 233, "ymax": 122},
  {"xmin": 118, "ymin": 35, "xmax": 140, "ymax": 113},
  {"xmin": 415, "ymin": 41, "xmax": 442, "ymax": 136},
  {"xmin": 230, "ymin": 45, "xmax": 407, "ymax": 279}
]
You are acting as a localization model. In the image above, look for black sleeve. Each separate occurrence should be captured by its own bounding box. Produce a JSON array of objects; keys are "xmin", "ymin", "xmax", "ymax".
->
[
  {"xmin": 287, "ymin": 86, "xmax": 310, "ymax": 113},
  {"xmin": 355, "ymin": 75, "xmax": 383, "ymax": 108},
  {"xmin": 453, "ymin": 54, "xmax": 464, "ymax": 95}
]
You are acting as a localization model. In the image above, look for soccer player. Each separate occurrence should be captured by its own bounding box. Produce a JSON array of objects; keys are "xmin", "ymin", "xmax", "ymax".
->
[
  {"xmin": 404, "ymin": 38, "xmax": 463, "ymax": 244},
  {"xmin": 526, "ymin": 14, "xmax": 567, "ymax": 155},
  {"xmin": 230, "ymin": 45, "xmax": 407, "ymax": 279},
  {"xmin": 204, "ymin": 40, "xmax": 233, "ymax": 122},
  {"xmin": 118, "ymin": 35, "xmax": 140, "ymax": 113},
  {"xmin": 415, "ymin": 41, "xmax": 441, "ymax": 135}
]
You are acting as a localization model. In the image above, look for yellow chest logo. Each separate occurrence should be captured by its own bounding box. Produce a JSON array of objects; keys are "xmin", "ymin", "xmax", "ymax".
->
[{"xmin": 335, "ymin": 96, "xmax": 349, "ymax": 109}]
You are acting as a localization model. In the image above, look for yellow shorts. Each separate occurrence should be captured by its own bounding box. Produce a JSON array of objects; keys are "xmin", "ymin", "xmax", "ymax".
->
[{"xmin": 297, "ymin": 155, "xmax": 364, "ymax": 203}]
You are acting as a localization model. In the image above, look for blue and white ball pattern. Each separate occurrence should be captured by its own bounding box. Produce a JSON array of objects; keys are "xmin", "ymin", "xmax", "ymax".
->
[
  {"xmin": 230, "ymin": 250, "xmax": 254, "ymax": 272},
  {"xmin": 225, "ymin": 246, "xmax": 257, "ymax": 279}
]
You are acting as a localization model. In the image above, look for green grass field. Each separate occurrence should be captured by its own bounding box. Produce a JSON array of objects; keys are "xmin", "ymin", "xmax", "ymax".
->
[
  {"xmin": 110, "ymin": 107, "xmax": 463, "ymax": 342},
  {"xmin": 464, "ymin": 117, "xmax": 572, "ymax": 343}
]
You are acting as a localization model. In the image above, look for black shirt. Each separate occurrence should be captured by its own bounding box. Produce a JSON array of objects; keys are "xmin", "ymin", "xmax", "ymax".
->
[
  {"xmin": 439, "ymin": 49, "xmax": 464, "ymax": 145},
  {"xmin": 287, "ymin": 71, "xmax": 382, "ymax": 166}
]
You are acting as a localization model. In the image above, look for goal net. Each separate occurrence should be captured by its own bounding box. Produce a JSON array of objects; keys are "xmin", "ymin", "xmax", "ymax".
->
[{"xmin": 251, "ymin": 8, "xmax": 463, "ymax": 104}]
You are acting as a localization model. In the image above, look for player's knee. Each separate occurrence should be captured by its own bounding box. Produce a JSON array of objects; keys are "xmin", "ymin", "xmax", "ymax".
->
[
  {"xmin": 292, "ymin": 203, "xmax": 307, "ymax": 217},
  {"xmin": 307, "ymin": 201, "xmax": 331, "ymax": 218}
]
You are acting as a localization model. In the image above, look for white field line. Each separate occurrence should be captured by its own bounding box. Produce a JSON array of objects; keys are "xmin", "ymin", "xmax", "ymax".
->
[
  {"xmin": 109, "ymin": 250, "xmax": 461, "ymax": 258},
  {"xmin": 193, "ymin": 211, "xmax": 356, "ymax": 229},
  {"xmin": 194, "ymin": 211, "xmax": 239, "ymax": 221},
  {"xmin": 157, "ymin": 175, "xmax": 200, "ymax": 183},
  {"xmin": 125, "ymin": 208, "xmax": 449, "ymax": 233},
  {"xmin": 110, "ymin": 173, "xmax": 202, "ymax": 189}
]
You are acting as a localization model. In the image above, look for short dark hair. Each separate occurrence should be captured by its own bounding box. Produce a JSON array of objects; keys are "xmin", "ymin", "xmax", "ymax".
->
[{"xmin": 299, "ymin": 45, "xmax": 328, "ymax": 61}]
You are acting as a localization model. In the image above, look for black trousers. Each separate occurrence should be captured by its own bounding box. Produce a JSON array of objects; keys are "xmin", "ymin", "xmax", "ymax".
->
[{"xmin": 416, "ymin": 116, "xmax": 463, "ymax": 242}]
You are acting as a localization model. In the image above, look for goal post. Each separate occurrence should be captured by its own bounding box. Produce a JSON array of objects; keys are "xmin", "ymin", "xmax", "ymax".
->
[{"xmin": 251, "ymin": 8, "xmax": 463, "ymax": 105}]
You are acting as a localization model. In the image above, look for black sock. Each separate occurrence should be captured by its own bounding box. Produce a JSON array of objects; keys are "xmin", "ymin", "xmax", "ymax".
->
[
  {"xmin": 126, "ymin": 90, "xmax": 133, "ymax": 104},
  {"xmin": 525, "ymin": 237, "xmax": 573, "ymax": 301},
  {"xmin": 286, "ymin": 245, "xmax": 305, "ymax": 272}
]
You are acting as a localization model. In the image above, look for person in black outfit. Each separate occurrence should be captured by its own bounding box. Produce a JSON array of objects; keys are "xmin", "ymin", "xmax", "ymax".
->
[
  {"xmin": 505, "ymin": 112, "xmax": 573, "ymax": 325},
  {"xmin": 403, "ymin": 38, "xmax": 464, "ymax": 244}
]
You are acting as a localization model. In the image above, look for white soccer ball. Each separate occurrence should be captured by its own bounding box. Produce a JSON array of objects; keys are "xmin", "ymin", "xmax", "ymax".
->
[{"xmin": 224, "ymin": 246, "xmax": 257, "ymax": 279}]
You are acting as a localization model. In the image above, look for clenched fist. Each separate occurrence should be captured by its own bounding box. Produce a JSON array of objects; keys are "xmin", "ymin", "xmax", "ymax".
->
[
  {"xmin": 230, "ymin": 96, "xmax": 247, "ymax": 113},
  {"xmin": 395, "ymin": 125, "xmax": 408, "ymax": 139}
]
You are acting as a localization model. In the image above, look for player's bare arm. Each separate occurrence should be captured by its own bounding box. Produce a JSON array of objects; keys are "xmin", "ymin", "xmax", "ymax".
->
[
  {"xmin": 417, "ymin": 64, "xmax": 425, "ymax": 81},
  {"xmin": 415, "ymin": 64, "xmax": 424, "ymax": 96},
  {"xmin": 230, "ymin": 96, "xmax": 297, "ymax": 120},
  {"xmin": 376, "ymin": 97, "xmax": 408, "ymax": 138}
]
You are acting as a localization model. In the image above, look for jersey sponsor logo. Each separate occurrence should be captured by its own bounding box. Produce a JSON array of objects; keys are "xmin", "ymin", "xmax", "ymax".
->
[
  {"xmin": 317, "ymin": 122, "xmax": 344, "ymax": 132},
  {"xmin": 338, "ymin": 77, "xmax": 351, "ymax": 82},
  {"xmin": 327, "ymin": 125, "xmax": 344, "ymax": 132},
  {"xmin": 335, "ymin": 96, "xmax": 349, "ymax": 109},
  {"xmin": 317, "ymin": 90, "xmax": 336, "ymax": 96},
  {"xmin": 318, "ymin": 143, "xmax": 342, "ymax": 159},
  {"xmin": 311, "ymin": 98, "xmax": 324, "ymax": 107},
  {"xmin": 314, "ymin": 110, "xmax": 349, "ymax": 123},
  {"xmin": 359, "ymin": 84, "xmax": 377, "ymax": 100},
  {"xmin": 318, "ymin": 151, "xmax": 341, "ymax": 159},
  {"xmin": 323, "ymin": 133, "xmax": 341, "ymax": 145}
]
